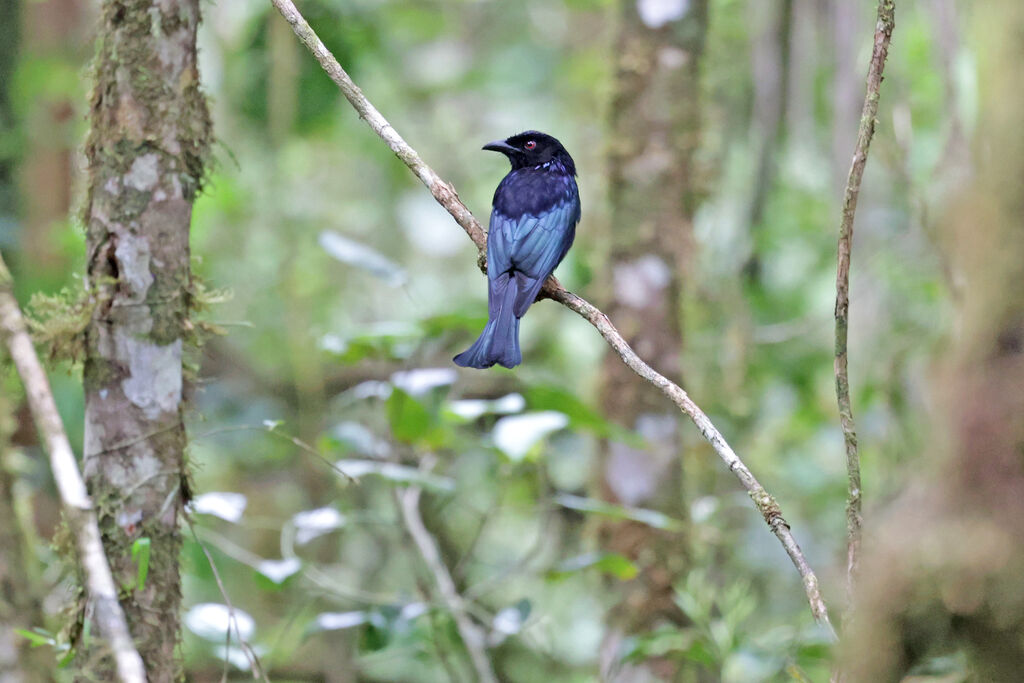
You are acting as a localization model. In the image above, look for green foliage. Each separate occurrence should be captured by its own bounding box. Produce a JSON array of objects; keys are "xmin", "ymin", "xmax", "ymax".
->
[
  {"xmin": 16, "ymin": 626, "xmax": 75, "ymax": 668},
  {"xmin": 548, "ymin": 552, "xmax": 639, "ymax": 581},
  {"xmin": 3, "ymin": 0, "xmax": 971, "ymax": 680},
  {"xmin": 131, "ymin": 537, "xmax": 152, "ymax": 591}
]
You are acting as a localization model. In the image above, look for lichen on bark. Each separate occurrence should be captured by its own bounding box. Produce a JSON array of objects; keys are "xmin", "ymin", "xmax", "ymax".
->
[{"xmin": 79, "ymin": 0, "xmax": 211, "ymax": 679}]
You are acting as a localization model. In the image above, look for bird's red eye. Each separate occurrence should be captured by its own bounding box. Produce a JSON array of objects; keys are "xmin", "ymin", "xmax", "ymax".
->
[{"xmin": 524, "ymin": 140, "xmax": 537, "ymax": 150}]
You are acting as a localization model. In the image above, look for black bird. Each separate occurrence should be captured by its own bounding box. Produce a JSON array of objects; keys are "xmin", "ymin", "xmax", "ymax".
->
[{"xmin": 454, "ymin": 131, "xmax": 581, "ymax": 369}]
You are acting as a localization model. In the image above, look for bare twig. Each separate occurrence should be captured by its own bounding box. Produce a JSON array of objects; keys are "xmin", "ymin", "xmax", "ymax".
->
[
  {"xmin": 0, "ymin": 251, "xmax": 146, "ymax": 683},
  {"xmin": 834, "ymin": 0, "xmax": 895, "ymax": 605},
  {"xmin": 395, "ymin": 457, "xmax": 497, "ymax": 683},
  {"xmin": 186, "ymin": 520, "xmax": 270, "ymax": 682},
  {"xmin": 269, "ymin": 0, "xmax": 835, "ymax": 635}
]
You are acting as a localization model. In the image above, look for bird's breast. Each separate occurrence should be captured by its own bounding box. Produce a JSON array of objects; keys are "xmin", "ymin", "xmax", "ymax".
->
[{"xmin": 492, "ymin": 169, "xmax": 579, "ymax": 219}]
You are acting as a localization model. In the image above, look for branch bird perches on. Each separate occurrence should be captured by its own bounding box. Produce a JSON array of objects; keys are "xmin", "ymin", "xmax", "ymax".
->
[{"xmin": 269, "ymin": 0, "xmax": 836, "ymax": 636}]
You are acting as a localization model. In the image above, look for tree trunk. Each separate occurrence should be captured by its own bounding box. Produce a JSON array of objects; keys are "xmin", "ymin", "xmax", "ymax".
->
[
  {"xmin": 598, "ymin": 0, "xmax": 707, "ymax": 678},
  {"xmin": 80, "ymin": 0, "xmax": 210, "ymax": 678}
]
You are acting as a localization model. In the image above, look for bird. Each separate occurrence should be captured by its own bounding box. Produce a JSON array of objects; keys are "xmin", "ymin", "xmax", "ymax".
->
[{"xmin": 453, "ymin": 131, "xmax": 581, "ymax": 369}]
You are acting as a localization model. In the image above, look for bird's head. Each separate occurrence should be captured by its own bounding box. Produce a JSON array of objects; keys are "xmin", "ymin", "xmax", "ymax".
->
[{"xmin": 483, "ymin": 131, "xmax": 576, "ymax": 175}]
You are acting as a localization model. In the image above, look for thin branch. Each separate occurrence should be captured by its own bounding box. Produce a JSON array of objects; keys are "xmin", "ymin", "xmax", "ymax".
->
[
  {"xmin": 186, "ymin": 519, "xmax": 270, "ymax": 682},
  {"xmin": 269, "ymin": 0, "xmax": 835, "ymax": 635},
  {"xmin": 834, "ymin": 0, "xmax": 895, "ymax": 605},
  {"xmin": 395, "ymin": 456, "xmax": 497, "ymax": 683},
  {"xmin": 0, "ymin": 251, "xmax": 147, "ymax": 683}
]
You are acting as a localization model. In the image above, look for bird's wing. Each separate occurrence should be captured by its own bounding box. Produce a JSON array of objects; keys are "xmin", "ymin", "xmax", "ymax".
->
[
  {"xmin": 507, "ymin": 197, "xmax": 579, "ymax": 317},
  {"xmin": 486, "ymin": 210, "xmax": 518, "ymax": 281}
]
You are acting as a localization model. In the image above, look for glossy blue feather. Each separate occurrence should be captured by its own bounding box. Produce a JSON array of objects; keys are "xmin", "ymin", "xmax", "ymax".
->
[{"xmin": 454, "ymin": 133, "xmax": 580, "ymax": 369}]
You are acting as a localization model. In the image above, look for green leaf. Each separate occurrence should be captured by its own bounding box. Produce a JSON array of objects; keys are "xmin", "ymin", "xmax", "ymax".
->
[
  {"xmin": 16, "ymin": 628, "xmax": 54, "ymax": 648},
  {"xmin": 57, "ymin": 646, "xmax": 75, "ymax": 668},
  {"xmin": 132, "ymin": 537, "xmax": 151, "ymax": 591},
  {"xmin": 621, "ymin": 626, "xmax": 694, "ymax": 663},
  {"xmin": 548, "ymin": 552, "xmax": 639, "ymax": 581},
  {"xmin": 594, "ymin": 553, "xmax": 640, "ymax": 580},
  {"xmin": 525, "ymin": 386, "xmax": 646, "ymax": 447},
  {"xmin": 683, "ymin": 639, "xmax": 719, "ymax": 668},
  {"xmin": 386, "ymin": 388, "xmax": 433, "ymax": 443}
]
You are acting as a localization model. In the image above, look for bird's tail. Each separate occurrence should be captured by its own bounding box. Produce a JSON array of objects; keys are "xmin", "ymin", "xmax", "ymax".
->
[{"xmin": 453, "ymin": 272, "xmax": 522, "ymax": 369}]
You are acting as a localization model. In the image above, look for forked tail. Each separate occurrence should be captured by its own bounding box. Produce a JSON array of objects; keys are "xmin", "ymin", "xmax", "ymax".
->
[{"xmin": 453, "ymin": 271, "xmax": 523, "ymax": 369}]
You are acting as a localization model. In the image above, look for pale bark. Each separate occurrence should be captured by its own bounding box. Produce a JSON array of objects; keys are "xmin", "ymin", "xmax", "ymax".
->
[{"xmin": 80, "ymin": 0, "xmax": 211, "ymax": 678}]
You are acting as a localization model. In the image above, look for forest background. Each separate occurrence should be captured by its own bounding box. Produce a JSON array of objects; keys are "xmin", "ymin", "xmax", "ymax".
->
[{"xmin": 2, "ymin": 0, "xmax": 1022, "ymax": 681}]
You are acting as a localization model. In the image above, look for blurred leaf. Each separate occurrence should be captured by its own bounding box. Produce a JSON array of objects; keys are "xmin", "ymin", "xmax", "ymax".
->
[
  {"xmin": 548, "ymin": 552, "xmax": 639, "ymax": 581},
  {"xmin": 321, "ymin": 323, "xmax": 423, "ymax": 364},
  {"xmin": 319, "ymin": 230, "xmax": 407, "ymax": 286},
  {"xmin": 526, "ymin": 385, "xmax": 645, "ymax": 446},
  {"xmin": 554, "ymin": 494, "xmax": 685, "ymax": 531},
  {"xmin": 390, "ymin": 368, "xmax": 456, "ymax": 396},
  {"xmin": 683, "ymin": 639, "xmax": 719, "ymax": 668},
  {"xmin": 57, "ymin": 646, "xmax": 75, "ymax": 668},
  {"xmin": 594, "ymin": 554, "xmax": 640, "ymax": 580},
  {"xmin": 525, "ymin": 386, "xmax": 605, "ymax": 430},
  {"xmin": 131, "ymin": 537, "xmax": 151, "ymax": 591},
  {"xmin": 448, "ymin": 392, "xmax": 526, "ymax": 420},
  {"xmin": 386, "ymin": 388, "xmax": 433, "ymax": 443},
  {"xmin": 185, "ymin": 603, "xmax": 254, "ymax": 643},
  {"xmin": 786, "ymin": 663, "xmax": 815, "ymax": 683},
  {"xmin": 360, "ymin": 617, "xmax": 392, "ymax": 652},
  {"xmin": 489, "ymin": 599, "xmax": 532, "ymax": 645},
  {"xmin": 334, "ymin": 459, "xmax": 454, "ymax": 492},
  {"xmin": 16, "ymin": 628, "xmax": 56, "ymax": 648},
  {"xmin": 492, "ymin": 411, "xmax": 569, "ymax": 461},
  {"xmin": 292, "ymin": 507, "xmax": 346, "ymax": 545},
  {"xmin": 256, "ymin": 558, "xmax": 302, "ymax": 584},
  {"xmin": 215, "ymin": 644, "xmax": 265, "ymax": 672},
  {"xmin": 190, "ymin": 491, "xmax": 247, "ymax": 522},
  {"xmin": 313, "ymin": 611, "xmax": 368, "ymax": 632},
  {"xmin": 622, "ymin": 626, "xmax": 694, "ymax": 663},
  {"xmin": 327, "ymin": 421, "xmax": 390, "ymax": 457},
  {"xmin": 709, "ymin": 618, "xmax": 733, "ymax": 654}
]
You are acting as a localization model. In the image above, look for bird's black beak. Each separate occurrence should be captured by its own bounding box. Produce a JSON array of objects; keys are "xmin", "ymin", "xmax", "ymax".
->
[{"xmin": 482, "ymin": 140, "xmax": 517, "ymax": 155}]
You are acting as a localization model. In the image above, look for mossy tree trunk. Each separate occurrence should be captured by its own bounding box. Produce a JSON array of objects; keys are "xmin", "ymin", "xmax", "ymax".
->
[
  {"xmin": 80, "ymin": 0, "xmax": 210, "ymax": 679},
  {"xmin": 598, "ymin": 0, "xmax": 707, "ymax": 678}
]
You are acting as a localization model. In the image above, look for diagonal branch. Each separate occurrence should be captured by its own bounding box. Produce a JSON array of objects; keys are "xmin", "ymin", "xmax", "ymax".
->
[
  {"xmin": 269, "ymin": 0, "xmax": 835, "ymax": 636},
  {"xmin": 834, "ymin": 0, "xmax": 895, "ymax": 605},
  {"xmin": 0, "ymin": 252, "xmax": 147, "ymax": 683}
]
